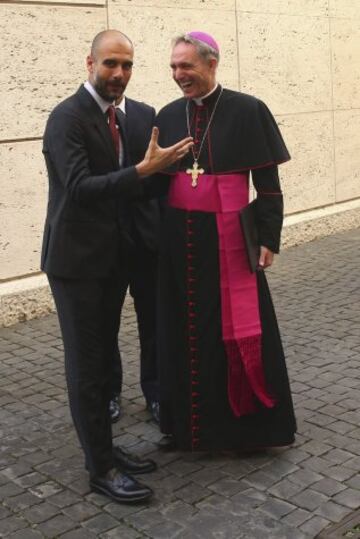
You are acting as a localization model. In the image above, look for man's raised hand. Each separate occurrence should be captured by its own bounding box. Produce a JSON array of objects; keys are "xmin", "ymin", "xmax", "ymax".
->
[{"xmin": 136, "ymin": 127, "xmax": 193, "ymax": 178}]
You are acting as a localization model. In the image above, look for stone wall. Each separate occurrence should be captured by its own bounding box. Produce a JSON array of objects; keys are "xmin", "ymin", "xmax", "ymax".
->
[{"xmin": 1, "ymin": 0, "xmax": 359, "ymax": 325}]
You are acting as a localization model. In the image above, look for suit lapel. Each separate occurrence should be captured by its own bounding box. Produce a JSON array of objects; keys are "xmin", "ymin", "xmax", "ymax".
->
[
  {"xmin": 115, "ymin": 107, "xmax": 130, "ymax": 166},
  {"xmin": 77, "ymin": 86, "xmax": 119, "ymax": 168},
  {"xmin": 92, "ymin": 114, "xmax": 119, "ymax": 169}
]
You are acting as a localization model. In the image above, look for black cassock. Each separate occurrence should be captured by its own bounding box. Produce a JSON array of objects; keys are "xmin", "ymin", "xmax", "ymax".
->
[{"xmin": 155, "ymin": 85, "xmax": 296, "ymax": 451}]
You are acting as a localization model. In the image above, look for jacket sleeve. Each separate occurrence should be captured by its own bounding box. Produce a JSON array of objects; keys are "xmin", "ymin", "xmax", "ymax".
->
[
  {"xmin": 251, "ymin": 165, "xmax": 284, "ymax": 253},
  {"xmin": 43, "ymin": 109, "xmax": 144, "ymax": 204},
  {"xmin": 141, "ymin": 173, "xmax": 171, "ymax": 199}
]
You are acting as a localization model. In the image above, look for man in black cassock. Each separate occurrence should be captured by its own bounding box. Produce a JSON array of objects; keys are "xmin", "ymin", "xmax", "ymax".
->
[{"xmin": 155, "ymin": 31, "xmax": 297, "ymax": 451}]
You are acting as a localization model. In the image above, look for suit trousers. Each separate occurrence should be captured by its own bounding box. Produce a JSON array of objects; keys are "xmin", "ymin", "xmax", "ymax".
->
[
  {"xmin": 110, "ymin": 242, "xmax": 159, "ymax": 404},
  {"xmin": 48, "ymin": 271, "xmax": 127, "ymax": 476}
]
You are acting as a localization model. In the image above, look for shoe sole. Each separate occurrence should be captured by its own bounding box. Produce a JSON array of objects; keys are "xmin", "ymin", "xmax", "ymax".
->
[
  {"xmin": 119, "ymin": 463, "xmax": 157, "ymax": 475},
  {"xmin": 112, "ymin": 455, "xmax": 157, "ymax": 475},
  {"xmin": 90, "ymin": 482, "xmax": 153, "ymax": 503}
]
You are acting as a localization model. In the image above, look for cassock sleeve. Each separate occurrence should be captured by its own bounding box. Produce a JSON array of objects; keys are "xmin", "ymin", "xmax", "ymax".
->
[{"xmin": 252, "ymin": 165, "xmax": 283, "ymax": 254}]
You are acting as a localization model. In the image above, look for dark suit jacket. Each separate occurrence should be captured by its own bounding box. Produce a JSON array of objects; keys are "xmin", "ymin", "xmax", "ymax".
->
[
  {"xmin": 41, "ymin": 86, "xmax": 148, "ymax": 279},
  {"xmin": 121, "ymin": 98, "xmax": 161, "ymax": 253}
]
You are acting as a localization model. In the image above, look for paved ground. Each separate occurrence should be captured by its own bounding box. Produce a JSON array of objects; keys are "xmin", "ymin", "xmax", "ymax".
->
[{"xmin": 0, "ymin": 228, "xmax": 359, "ymax": 539}]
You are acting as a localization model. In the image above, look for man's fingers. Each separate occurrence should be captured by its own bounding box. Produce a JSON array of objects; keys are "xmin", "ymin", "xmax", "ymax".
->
[
  {"xmin": 174, "ymin": 140, "xmax": 194, "ymax": 160},
  {"xmin": 176, "ymin": 142, "xmax": 192, "ymax": 156},
  {"xmin": 148, "ymin": 126, "xmax": 159, "ymax": 149},
  {"xmin": 175, "ymin": 151, "xmax": 189, "ymax": 161},
  {"xmin": 171, "ymin": 137, "xmax": 193, "ymax": 151}
]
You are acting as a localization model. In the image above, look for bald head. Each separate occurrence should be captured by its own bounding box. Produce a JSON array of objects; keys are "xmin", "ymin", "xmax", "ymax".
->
[
  {"xmin": 87, "ymin": 29, "xmax": 134, "ymax": 102},
  {"xmin": 91, "ymin": 30, "xmax": 133, "ymax": 60}
]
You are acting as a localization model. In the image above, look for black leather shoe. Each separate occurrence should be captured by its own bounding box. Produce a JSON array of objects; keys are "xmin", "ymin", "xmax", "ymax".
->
[
  {"xmin": 146, "ymin": 400, "xmax": 160, "ymax": 424},
  {"xmin": 113, "ymin": 446, "xmax": 157, "ymax": 475},
  {"xmin": 109, "ymin": 395, "xmax": 121, "ymax": 423},
  {"xmin": 90, "ymin": 467, "xmax": 152, "ymax": 503},
  {"xmin": 158, "ymin": 435, "xmax": 177, "ymax": 452}
]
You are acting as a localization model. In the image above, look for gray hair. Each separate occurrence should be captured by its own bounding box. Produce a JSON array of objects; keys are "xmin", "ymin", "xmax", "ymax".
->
[{"xmin": 172, "ymin": 34, "xmax": 220, "ymax": 63}]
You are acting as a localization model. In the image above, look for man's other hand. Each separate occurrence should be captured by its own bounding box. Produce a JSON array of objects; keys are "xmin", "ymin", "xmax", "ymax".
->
[{"xmin": 258, "ymin": 246, "xmax": 274, "ymax": 269}]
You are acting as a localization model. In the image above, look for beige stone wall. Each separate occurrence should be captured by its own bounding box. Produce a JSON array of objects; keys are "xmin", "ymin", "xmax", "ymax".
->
[{"xmin": 1, "ymin": 0, "xmax": 360, "ymax": 323}]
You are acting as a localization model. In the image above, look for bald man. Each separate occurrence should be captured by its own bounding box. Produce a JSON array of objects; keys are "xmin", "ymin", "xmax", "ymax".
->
[{"xmin": 41, "ymin": 30, "xmax": 192, "ymax": 503}]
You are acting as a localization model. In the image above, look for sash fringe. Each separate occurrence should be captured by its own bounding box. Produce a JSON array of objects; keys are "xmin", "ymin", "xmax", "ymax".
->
[
  {"xmin": 226, "ymin": 336, "xmax": 276, "ymax": 417},
  {"xmin": 225, "ymin": 340, "xmax": 256, "ymax": 416}
]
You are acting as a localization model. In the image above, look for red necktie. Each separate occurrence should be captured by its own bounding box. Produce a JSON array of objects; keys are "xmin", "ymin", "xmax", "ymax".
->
[{"xmin": 107, "ymin": 105, "xmax": 119, "ymax": 159}]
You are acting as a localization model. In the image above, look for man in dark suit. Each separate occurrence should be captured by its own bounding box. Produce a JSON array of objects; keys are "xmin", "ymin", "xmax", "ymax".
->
[
  {"xmin": 109, "ymin": 96, "xmax": 161, "ymax": 425},
  {"xmin": 41, "ymin": 29, "xmax": 192, "ymax": 504}
]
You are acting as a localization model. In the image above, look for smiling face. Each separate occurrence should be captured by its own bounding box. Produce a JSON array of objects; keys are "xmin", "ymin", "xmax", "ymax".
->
[
  {"xmin": 170, "ymin": 41, "xmax": 217, "ymax": 99},
  {"xmin": 86, "ymin": 33, "xmax": 133, "ymax": 102}
]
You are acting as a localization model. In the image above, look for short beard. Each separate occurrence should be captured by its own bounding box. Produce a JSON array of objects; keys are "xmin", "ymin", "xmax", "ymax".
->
[{"xmin": 94, "ymin": 77, "xmax": 122, "ymax": 103}]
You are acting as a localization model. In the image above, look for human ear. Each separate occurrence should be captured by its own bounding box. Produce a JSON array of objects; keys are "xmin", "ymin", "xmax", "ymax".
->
[{"xmin": 86, "ymin": 55, "xmax": 94, "ymax": 74}]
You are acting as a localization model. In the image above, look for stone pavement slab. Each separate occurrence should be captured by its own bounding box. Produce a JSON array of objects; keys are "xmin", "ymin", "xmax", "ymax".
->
[{"xmin": 0, "ymin": 228, "xmax": 359, "ymax": 538}]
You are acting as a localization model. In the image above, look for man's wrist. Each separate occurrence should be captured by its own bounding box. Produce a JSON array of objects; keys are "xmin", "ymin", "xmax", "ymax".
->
[{"xmin": 136, "ymin": 160, "xmax": 151, "ymax": 179}]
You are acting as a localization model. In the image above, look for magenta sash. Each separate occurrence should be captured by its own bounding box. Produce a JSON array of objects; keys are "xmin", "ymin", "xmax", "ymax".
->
[{"xmin": 168, "ymin": 172, "xmax": 275, "ymax": 416}]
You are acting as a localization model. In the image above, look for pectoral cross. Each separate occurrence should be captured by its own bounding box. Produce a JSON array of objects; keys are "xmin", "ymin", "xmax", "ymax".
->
[{"xmin": 186, "ymin": 160, "xmax": 204, "ymax": 188}]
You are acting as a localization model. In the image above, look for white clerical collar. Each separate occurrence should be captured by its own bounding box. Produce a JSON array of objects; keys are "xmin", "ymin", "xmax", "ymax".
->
[
  {"xmin": 84, "ymin": 80, "xmax": 114, "ymax": 113},
  {"xmin": 193, "ymin": 83, "xmax": 219, "ymax": 106}
]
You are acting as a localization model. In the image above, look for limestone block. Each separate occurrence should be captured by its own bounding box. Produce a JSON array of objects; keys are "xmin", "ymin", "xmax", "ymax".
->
[
  {"xmin": 277, "ymin": 111, "xmax": 335, "ymax": 214},
  {"xmin": 236, "ymin": 12, "xmax": 332, "ymax": 115},
  {"xmin": 18, "ymin": 0, "xmax": 104, "ymax": 4},
  {"xmin": 331, "ymin": 17, "xmax": 360, "ymax": 110},
  {"xmin": 334, "ymin": 109, "xmax": 360, "ymax": 202},
  {"xmin": 283, "ymin": 204, "xmax": 360, "ymax": 248},
  {"xmin": 237, "ymin": 0, "xmax": 329, "ymax": 17},
  {"xmin": 0, "ymin": 4, "xmax": 106, "ymax": 140},
  {"xmin": 112, "ymin": 0, "xmax": 233, "ymax": 7},
  {"xmin": 0, "ymin": 141, "xmax": 47, "ymax": 280},
  {"xmin": 108, "ymin": 5, "xmax": 239, "ymax": 111},
  {"xmin": 0, "ymin": 275, "xmax": 54, "ymax": 327},
  {"xmin": 329, "ymin": 0, "xmax": 360, "ymax": 18}
]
